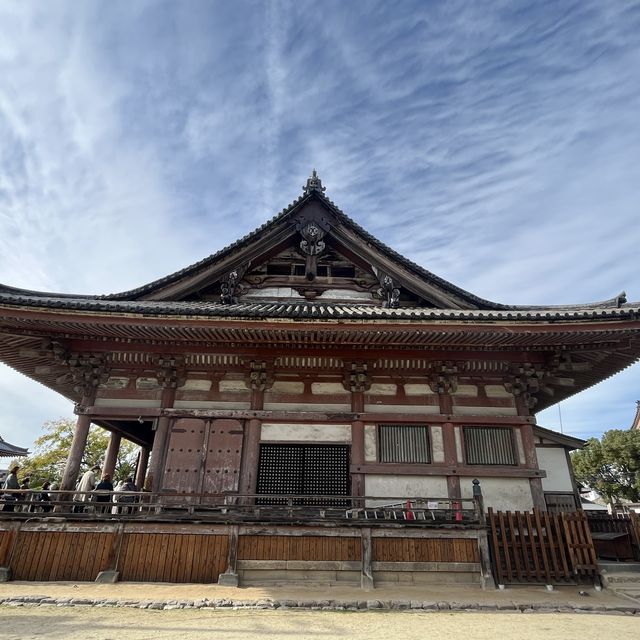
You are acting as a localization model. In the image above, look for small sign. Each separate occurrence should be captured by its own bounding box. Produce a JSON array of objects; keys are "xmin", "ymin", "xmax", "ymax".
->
[{"xmin": 427, "ymin": 501, "xmax": 438, "ymax": 510}]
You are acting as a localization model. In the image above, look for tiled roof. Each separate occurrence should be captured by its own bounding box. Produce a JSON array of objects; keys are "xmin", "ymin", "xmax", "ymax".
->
[
  {"xmin": 0, "ymin": 290, "xmax": 638, "ymax": 322},
  {"xmin": 0, "ymin": 176, "xmax": 634, "ymax": 315},
  {"xmin": 0, "ymin": 435, "xmax": 29, "ymax": 458}
]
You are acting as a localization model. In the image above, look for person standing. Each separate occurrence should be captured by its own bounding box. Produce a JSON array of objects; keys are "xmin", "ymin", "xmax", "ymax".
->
[
  {"xmin": 73, "ymin": 465, "xmax": 101, "ymax": 513},
  {"xmin": 2, "ymin": 464, "xmax": 20, "ymax": 512},
  {"xmin": 94, "ymin": 474, "xmax": 114, "ymax": 514}
]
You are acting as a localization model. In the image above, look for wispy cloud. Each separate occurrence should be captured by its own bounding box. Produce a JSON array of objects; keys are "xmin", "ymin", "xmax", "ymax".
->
[{"xmin": 0, "ymin": 0, "xmax": 639, "ymax": 446}]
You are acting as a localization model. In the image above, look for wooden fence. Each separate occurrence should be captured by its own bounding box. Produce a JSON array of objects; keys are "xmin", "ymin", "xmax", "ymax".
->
[
  {"xmin": 487, "ymin": 508, "xmax": 599, "ymax": 585},
  {"xmin": 587, "ymin": 511, "xmax": 640, "ymax": 561},
  {"xmin": 0, "ymin": 521, "xmax": 486, "ymax": 586}
]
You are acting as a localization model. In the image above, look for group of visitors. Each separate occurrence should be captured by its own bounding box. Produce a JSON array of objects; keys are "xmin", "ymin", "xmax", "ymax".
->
[
  {"xmin": 1, "ymin": 463, "xmax": 58, "ymax": 512},
  {"xmin": 1, "ymin": 462, "xmax": 140, "ymax": 514},
  {"xmin": 73, "ymin": 465, "xmax": 139, "ymax": 514}
]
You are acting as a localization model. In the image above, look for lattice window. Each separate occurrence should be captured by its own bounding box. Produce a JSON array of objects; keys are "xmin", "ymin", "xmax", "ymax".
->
[
  {"xmin": 463, "ymin": 427, "xmax": 516, "ymax": 465},
  {"xmin": 378, "ymin": 425, "xmax": 430, "ymax": 463},
  {"xmin": 257, "ymin": 444, "xmax": 350, "ymax": 501}
]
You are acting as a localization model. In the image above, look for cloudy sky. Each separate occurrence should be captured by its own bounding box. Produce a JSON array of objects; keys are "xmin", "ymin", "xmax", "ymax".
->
[{"xmin": 1, "ymin": 0, "xmax": 639, "ymax": 449}]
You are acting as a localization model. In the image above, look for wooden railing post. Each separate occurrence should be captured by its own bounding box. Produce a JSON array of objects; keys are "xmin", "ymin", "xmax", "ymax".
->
[
  {"xmin": 218, "ymin": 525, "xmax": 240, "ymax": 587},
  {"xmin": 361, "ymin": 527, "xmax": 374, "ymax": 590}
]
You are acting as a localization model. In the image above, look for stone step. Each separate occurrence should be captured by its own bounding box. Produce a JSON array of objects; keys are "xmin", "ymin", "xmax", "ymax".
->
[{"xmin": 599, "ymin": 561, "xmax": 640, "ymax": 574}]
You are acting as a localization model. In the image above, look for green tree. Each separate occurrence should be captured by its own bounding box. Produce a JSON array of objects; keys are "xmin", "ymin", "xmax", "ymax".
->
[
  {"xmin": 571, "ymin": 429, "xmax": 640, "ymax": 506},
  {"xmin": 18, "ymin": 418, "xmax": 139, "ymax": 488}
]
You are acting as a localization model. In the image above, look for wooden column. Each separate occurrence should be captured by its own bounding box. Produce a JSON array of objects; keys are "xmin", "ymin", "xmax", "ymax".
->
[
  {"xmin": 351, "ymin": 390, "xmax": 365, "ymax": 498},
  {"xmin": 360, "ymin": 527, "xmax": 374, "ymax": 590},
  {"xmin": 135, "ymin": 446, "xmax": 150, "ymax": 490},
  {"xmin": 239, "ymin": 386, "xmax": 264, "ymax": 496},
  {"xmin": 520, "ymin": 422, "xmax": 546, "ymax": 510},
  {"xmin": 443, "ymin": 422, "xmax": 461, "ymax": 499},
  {"xmin": 61, "ymin": 393, "xmax": 95, "ymax": 491},
  {"xmin": 439, "ymin": 389, "xmax": 460, "ymax": 499},
  {"xmin": 150, "ymin": 387, "xmax": 176, "ymax": 493},
  {"xmin": 103, "ymin": 432, "xmax": 122, "ymax": 479}
]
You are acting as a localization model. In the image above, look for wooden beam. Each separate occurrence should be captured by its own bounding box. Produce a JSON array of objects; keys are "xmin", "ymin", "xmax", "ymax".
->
[
  {"xmin": 77, "ymin": 405, "xmax": 533, "ymax": 426},
  {"xmin": 350, "ymin": 463, "xmax": 546, "ymax": 479}
]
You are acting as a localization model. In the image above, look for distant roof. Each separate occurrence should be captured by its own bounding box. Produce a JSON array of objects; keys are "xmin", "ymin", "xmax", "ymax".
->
[
  {"xmin": 0, "ymin": 435, "xmax": 29, "ymax": 458},
  {"xmin": 533, "ymin": 424, "xmax": 585, "ymax": 449}
]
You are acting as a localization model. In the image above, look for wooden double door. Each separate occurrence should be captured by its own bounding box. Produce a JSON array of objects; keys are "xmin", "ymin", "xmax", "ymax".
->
[{"xmin": 162, "ymin": 418, "xmax": 244, "ymax": 502}]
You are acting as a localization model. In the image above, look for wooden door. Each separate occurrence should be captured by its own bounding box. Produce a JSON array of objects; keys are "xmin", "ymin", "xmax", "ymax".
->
[
  {"xmin": 163, "ymin": 418, "xmax": 207, "ymax": 502},
  {"xmin": 162, "ymin": 418, "xmax": 244, "ymax": 505},
  {"xmin": 202, "ymin": 419, "xmax": 244, "ymax": 497}
]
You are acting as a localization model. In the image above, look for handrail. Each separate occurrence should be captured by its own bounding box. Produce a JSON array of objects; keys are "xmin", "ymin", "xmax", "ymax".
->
[{"xmin": 0, "ymin": 489, "xmax": 482, "ymax": 526}]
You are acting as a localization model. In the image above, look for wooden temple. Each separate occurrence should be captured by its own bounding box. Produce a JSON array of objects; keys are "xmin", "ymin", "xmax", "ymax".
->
[{"xmin": 0, "ymin": 171, "xmax": 638, "ymax": 586}]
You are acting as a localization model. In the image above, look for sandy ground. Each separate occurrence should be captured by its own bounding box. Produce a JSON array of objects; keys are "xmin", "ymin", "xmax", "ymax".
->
[
  {"xmin": 0, "ymin": 581, "xmax": 638, "ymax": 640},
  {"xmin": 0, "ymin": 580, "xmax": 635, "ymax": 609},
  {"xmin": 0, "ymin": 607, "xmax": 639, "ymax": 640}
]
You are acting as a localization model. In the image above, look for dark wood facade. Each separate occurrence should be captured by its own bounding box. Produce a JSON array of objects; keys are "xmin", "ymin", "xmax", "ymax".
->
[{"xmin": 1, "ymin": 171, "xmax": 639, "ymax": 515}]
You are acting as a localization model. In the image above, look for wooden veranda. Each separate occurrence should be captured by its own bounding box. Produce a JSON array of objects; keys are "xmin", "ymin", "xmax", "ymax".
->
[{"xmin": 0, "ymin": 492, "xmax": 492, "ymax": 588}]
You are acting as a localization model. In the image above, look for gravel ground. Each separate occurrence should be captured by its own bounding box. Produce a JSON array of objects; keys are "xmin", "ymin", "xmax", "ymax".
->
[{"xmin": 1, "ymin": 607, "xmax": 639, "ymax": 640}]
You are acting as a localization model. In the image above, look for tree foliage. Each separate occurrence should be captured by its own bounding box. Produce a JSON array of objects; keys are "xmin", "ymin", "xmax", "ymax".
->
[
  {"xmin": 17, "ymin": 419, "xmax": 138, "ymax": 488},
  {"xmin": 571, "ymin": 429, "xmax": 640, "ymax": 505}
]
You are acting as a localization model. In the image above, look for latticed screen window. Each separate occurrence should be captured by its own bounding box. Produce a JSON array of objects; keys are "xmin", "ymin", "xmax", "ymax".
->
[
  {"xmin": 256, "ymin": 444, "xmax": 350, "ymax": 498},
  {"xmin": 379, "ymin": 425, "xmax": 430, "ymax": 463},
  {"xmin": 463, "ymin": 427, "xmax": 516, "ymax": 465}
]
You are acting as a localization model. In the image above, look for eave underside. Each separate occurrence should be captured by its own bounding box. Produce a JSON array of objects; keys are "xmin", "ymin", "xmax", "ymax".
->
[{"xmin": 1, "ymin": 308, "xmax": 639, "ymax": 413}]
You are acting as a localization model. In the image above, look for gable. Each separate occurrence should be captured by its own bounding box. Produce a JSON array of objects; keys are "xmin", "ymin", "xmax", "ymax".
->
[{"xmin": 126, "ymin": 181, "xmax": 483, "ymax": 309}]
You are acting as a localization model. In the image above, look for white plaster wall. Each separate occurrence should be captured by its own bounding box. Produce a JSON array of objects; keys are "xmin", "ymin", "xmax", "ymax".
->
[
  {"xmin": 431, "ymin": 426, "xmax": 445, "ymax": 463},
  {"xmin": 451, "ymin": 405, "xmax": 518, "ymax": 417},
  {"xmin": 219, "ymin": 380, "xmax": 249, "ymax": 392},
  {"xmin": 404, "ymin": 384, "xmax": 435, "ymax": 397},
  {"xmin": 181, "ymin": 379, "xmax": 213, "ymax": 391},
  {"xmin": 102, "ymin": 376, "xmax": 129, "ymax": 390},
  {"xmin": 364, "ymin": 403, "xmax": 439, "ymax": 414},
  {"xmin": 454, "ymin": 427, "xmax": 463, "ymax": 463},
  {"xmin": 173, "ymin": 400, "xmax": 251, "ymax": 409},
  {"xmin": 460, "ymin": 477, "xmax": 534, "ymax": 512},
  {"xmin": 364, "ymin": 475, "xmax": 449, "ymax": 505},
  {"xmin": 537, "ymin": 447, "xmax": 573, "ymax": 492},
  {"xmin": 485, "ymin": 385, "xmax": 512, "ymax": 398},
  {"xmin": 368, "ymin": 383, "xmax": 397, "ymax": 396},
  {"xmin": 364, "ymin": 424, "xmax": 377, "ymax": 461},
  {"xmin": 515, "ymin": 430, "xmax": 526, "ymax": 465},
  {"xmin": 452, "ymin": 385, "xmax": 478, "ymax": 397},
  {"xmin": 136, "ymin": 377, "xmax": 159, "ymax": 390},
  {"xmin": 269, "ymin": 381, "xmax": 305, "ymax": 394},
  {"xmin": 95, "ymin": 398, "xmax": 161, "ymax": 408},
  {"xmin": 311, "ymin": 382, "xmax": 345, "ymax": 395},
  {"xmin": 263, "ymin": 401, "xmax": 351, "ymax": 411},
  {"xmin": 261, "ymin": 423, "xmax": 351, "ymax": 442}
]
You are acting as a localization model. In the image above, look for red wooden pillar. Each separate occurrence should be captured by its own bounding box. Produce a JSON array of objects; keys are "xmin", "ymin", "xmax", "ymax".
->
[
  {"xmin": 439, "ymin": 389, "xmax": 460, "ymax": 499},
  {"xmin": 135, "ymin": 445, "xmax": 150, "ymax": 490},
  {"xmin": 351, "ymin": 389, "xmax": 365, "ymax": 498},
  {"xmin": 150, "ymin": 387, "xmax": 176, "ymax": 493},
  {"xmin": 521, "ymin": 422, "xmax": 545, "ymax": 510},
  {"xmin": 103, "ymin": 431, "xmax": 122, "ymax": 479},
  {"xmin": 239, "ymin": 386, "xmax": 264, "ymax": 496},
  {"xmin": 61, "ymin": 393, "xmax": 95, "ymax": 491}
]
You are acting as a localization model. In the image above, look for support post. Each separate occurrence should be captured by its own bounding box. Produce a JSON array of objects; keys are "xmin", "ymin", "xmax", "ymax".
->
[
  {"xmin": 103, "ymin": 432, "xmax": 122, "ymax": 479},
  {"xmin": 61, "ymin": 394, "xmax": 95, "ymax": 491},
  {"xmin": 472, "ymin": 479, "xmax": 495, "ymax": 589},
  {"xmin": 149, "ymin": 387, "xmax": 175, "ymax": 493},
  {"xmin": 218, "ymin": 525, "xmax": 240, "ymax": 586},
  {"xmin": 239, "ymin": 382, "xmax": 264, "ymax": 497},
  {"xmin": 135, "ymin": 446, "xmax": 150, "ymax": 490},
  {"xmin": 351, "ymin": 387, "xmax": 365, "ymax": 499},
  {"xmin": 360, "ymin": 527, "xmax": 374, "ymax": 590}
]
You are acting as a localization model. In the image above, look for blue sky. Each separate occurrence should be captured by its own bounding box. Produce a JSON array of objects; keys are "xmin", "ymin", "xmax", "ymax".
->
[{"xmin": 1, "ymin": 0, "xmax": 639, "ymax": 449}]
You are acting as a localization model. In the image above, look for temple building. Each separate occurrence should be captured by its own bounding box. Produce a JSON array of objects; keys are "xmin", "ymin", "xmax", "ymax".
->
[{"xmin": 1, "ymin": 171, "xmax": 639, "ymax": 513}]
